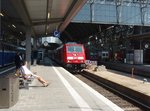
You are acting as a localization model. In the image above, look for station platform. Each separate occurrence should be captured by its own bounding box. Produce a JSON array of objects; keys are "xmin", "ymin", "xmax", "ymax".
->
[
  {"xmin": 0, "ymin": 58, "xmax": 124, "ymax": 111},
  {"xmin": 84, "ymin": 68, "xmax": 150, "ymax": 97},
  {"xmin": 98, "ymin": 61, "xmax": 150, "ymax": 77},
  {"xmin": 83, "ymin": 65, "xmax": 150, "ymax": 108}
]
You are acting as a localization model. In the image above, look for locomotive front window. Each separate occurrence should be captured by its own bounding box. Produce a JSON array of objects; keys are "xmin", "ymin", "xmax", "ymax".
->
[{"xmin": 67, "ymin": 46, "xmax": 82, "ymax": 52}]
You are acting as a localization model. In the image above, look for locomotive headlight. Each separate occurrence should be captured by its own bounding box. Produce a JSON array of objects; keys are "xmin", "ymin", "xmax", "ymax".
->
[
  {"xmin": 67, "ymin": 57, "xmax": 73, "ymax": 60},
  {"xmin": 67, "ymin": 60, "xmax": 70, "ymax": 63},
  {"xmin": 78, "ymin": 57, "xmax": 84, "ymax": 60},
  {"xmin": 73, "ymin": 54, "xmax": 77, "ymax": 56}
]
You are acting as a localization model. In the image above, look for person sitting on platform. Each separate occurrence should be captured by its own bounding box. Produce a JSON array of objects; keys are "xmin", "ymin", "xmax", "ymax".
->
[{"xmin": 20, "ymin": 60, "xmax": 49, "ymax": 87}]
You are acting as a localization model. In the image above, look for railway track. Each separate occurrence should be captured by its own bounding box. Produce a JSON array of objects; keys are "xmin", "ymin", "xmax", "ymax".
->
[{"xmin": 74, "ymin": 72, "xmax": 149, "ymax": 111}]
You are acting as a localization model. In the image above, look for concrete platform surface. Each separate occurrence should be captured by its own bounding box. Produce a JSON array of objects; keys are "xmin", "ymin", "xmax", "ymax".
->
[
  {"xmin": 84, "ymin": 69, "xmax": 150, "ymax": 97},
  {"xmin": 0, "ymin": 59, "xmax": 124, "ymax": 111}
]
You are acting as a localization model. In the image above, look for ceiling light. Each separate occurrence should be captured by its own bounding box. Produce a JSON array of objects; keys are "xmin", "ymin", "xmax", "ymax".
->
[
  {"xmin": 89, "ymin": 36, "xmax": 93, "ymax": 38},
  {"xmin": 0, "ymin": 13, "xmax": 4, "ymax": 16},
  {"xmin": 47, "ymin": 25, "xmax": 49, "ymax": 29},
  {"xmin": 48, "ymin": 12, "xmax": 50, "ymax": 19},
  {"xmin": 12, "ymin": 24, "xmax": 16, "ymax": 28},
  {"xmin": 95, "ymin": 36, "xmax": 98, "ymax": 40},
  {"xmin": 107, "ymin": 26, "xmax": 114, "ymax": 29}
]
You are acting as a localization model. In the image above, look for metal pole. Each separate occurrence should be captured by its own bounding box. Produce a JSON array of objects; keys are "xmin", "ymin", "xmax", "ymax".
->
[
  {"xmin": 131, "ymin": 67, "xmax": 134, "ymax": 78},
  {"xmin": 25, "ymin": 26, "xmax": 32, "ymax": 69}
]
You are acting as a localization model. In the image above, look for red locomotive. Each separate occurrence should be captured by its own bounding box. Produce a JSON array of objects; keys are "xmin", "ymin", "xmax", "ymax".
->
[{"xmin": 51, "ymin": 42, "xmax": 86, "ymax": 72}]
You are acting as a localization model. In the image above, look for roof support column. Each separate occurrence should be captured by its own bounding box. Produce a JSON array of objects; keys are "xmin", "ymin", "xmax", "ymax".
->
[
  {"xmin": 115, "ymin": 0, "xmax": 123, "ymax": 24},
  {"xmin": 25, "ymin": 26, "xmax": 32, "ymax": 69},
  {"xmin": 33, "ymin": 38, "xmax": 37, "ymax": 66},
  {"xmin": 140, "ymin": 0, "xmax": 148, "ymax": 25},
  {"xmin": 90, "ymin": 1, "xmax": 94, "ymax": 23},
  {"xmin": 33, "ymin": 38, "xmax": 37, "ymax": 50}
]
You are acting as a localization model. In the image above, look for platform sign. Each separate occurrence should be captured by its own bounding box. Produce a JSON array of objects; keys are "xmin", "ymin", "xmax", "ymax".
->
[
  {"xmin": 86, "ymin": 60, "xmax": 97, "ymax": 65},
  {"xmin": 53, "ymin": 30, "xmax": 60, "ymax": 38},
  {"xmin": 21, "ymin": 41, "xmax": 26, "ymax": 46},
  {"xmin": 43, "ymin": 41, "xmax": 48, "ymax": 46}
]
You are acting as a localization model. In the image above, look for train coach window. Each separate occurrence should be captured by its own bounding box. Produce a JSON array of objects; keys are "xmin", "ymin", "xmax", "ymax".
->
[{"xmin": 67, "ymin": 46, "xmax": 83, "ymax": 52}]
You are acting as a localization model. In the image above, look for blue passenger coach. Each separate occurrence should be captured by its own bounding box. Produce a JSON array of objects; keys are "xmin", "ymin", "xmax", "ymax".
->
[{"xmin": 0, "ymin": 42, "xmax": 25, "ymax": 68}]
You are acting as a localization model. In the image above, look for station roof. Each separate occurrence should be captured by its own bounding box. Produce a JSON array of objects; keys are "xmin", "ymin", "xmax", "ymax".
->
[
  {"xmin": 1, "ymin": 0, "xmax": 87, "ymax": 39},
  {"xmin": 1, "ymin": 0, "xmax": 150, "ymax": 45}
]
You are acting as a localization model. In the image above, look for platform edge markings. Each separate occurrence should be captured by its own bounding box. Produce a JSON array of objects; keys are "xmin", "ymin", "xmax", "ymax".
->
[
  {"xmin": 61, "ymin": 68, "xmax": 124, "ymax": 111},
  {"xmin": 51, "ymin": 65, "xmax": 93, "ymax": 111}
]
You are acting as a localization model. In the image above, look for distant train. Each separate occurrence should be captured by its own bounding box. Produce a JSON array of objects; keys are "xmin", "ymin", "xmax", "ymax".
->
[
  {"xmin": 51, "ymin": 42, "xmax": 86, "ymax": 72},
  {"xmin": 0, "ymin": 42, "xmax": 25, "ymax": 68},
  {"xmin": 98, "ymin": 51, "xmax": 109, "ymax": 61},
  {"xmin": 85, "ymin": 48, "xmax": 98, "ymax": 61},
  {"xmin": 85, "ymin": 48, "xmax": 110, "ymax": 62}
]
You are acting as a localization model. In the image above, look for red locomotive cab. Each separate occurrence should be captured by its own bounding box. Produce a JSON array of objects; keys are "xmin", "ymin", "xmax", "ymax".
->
[
  {"xmin": 54, "ymin": 42, "xmax": 86, "ymax": 72},
  {"xmin": 65, "ymin": 44, "xmax": 86, "ymax": 64}
]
